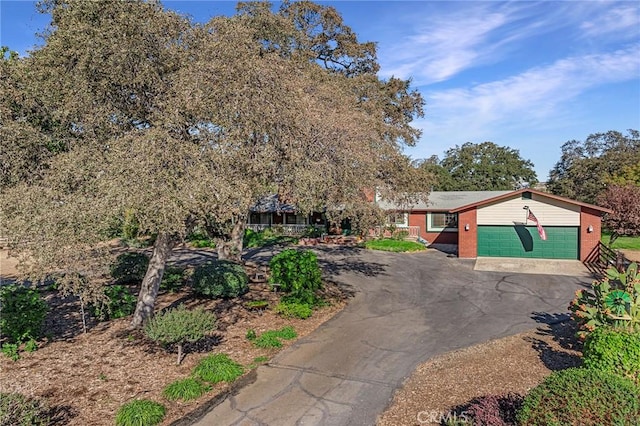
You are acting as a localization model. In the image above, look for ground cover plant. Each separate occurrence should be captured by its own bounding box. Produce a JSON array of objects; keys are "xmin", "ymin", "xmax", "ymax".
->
[
  {"xmin": 244, "ymin": 228, "xmax": 298, "ymax": 249},
  {"xmin": 364, "ymin": 239, "xmax": 426, "ymax": 253},
  {"xmin": 192, "ymin": 353, "xmax": 244, "ymax": 384},
  {"xmin": 162, "ymin": 378, "xmax": 211, "ymax": 402},
  {"xmin": 248, "ymin": 326, "xmax": 298, "ymax": 349},
  {"xmin": 115, "ymin": 399, "xmax": 166, "ymax": 426}
]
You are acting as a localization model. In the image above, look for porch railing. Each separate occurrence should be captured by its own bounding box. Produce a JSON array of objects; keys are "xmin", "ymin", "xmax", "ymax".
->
[
  {"xmin": 369, "ymin": 226, "xmax": 421, "ymax": 239},
  {"xmin": 246, "ymin": 224, "xmax": 324, "ymax": 236}
]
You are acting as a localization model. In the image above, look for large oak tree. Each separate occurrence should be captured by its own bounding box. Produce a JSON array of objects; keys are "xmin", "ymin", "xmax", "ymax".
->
[{"xmin": 0, "ymin": 1, "xmax": 429, "ymax": 327}]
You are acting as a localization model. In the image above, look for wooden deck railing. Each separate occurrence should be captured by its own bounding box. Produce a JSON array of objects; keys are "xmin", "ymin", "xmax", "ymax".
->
[
  {"xmin": 245, "ymin": 224, "xmax": 324, "ymax": 236},
  {"xmin": 369, "ymin": 226, "xmax": 421, "ymax": 240},
  {"xmin": 583, "ymin": 241, "xmax": 630, "ymax": 277}
]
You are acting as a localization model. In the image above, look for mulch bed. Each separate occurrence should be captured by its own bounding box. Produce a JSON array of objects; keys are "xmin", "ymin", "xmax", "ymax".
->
[{"xmin": 0, "ymin": 273, "xmax": 349, "ymax": 425}]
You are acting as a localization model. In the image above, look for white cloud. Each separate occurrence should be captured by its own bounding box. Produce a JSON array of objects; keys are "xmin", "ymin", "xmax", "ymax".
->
[{"xmin": 580, "ymin": 4, "xmax": 640, "ymax": 39}]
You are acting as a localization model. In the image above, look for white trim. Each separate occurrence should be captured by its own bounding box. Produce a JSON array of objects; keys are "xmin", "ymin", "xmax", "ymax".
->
[{"xmin": 427, "ymin": 212, "xmax": 458, "ymax": 232}]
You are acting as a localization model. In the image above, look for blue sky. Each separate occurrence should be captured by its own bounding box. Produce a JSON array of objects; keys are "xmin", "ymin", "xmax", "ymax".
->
[{"xmin": 1, "ymin": 1, "xmax": 639, "ymax": 181}]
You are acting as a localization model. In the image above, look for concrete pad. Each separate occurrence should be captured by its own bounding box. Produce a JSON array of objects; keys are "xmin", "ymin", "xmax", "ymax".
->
[{"xmin": 473, "ymin": 257, "xmax": 592, "ymax": 277}]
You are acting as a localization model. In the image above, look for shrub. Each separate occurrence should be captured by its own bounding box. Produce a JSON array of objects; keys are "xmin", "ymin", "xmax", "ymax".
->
[
  {"xmin": 269, "ymin": 249, "xmax": 321, "ymax": 303},
  {"xmin": 253, "ymin": 326, "xmax": 298, "ymax": 348},
  {"xmin": 517, "ymin": 367, "xmax": 640, "ymax": 425},
  {"xmin": 0, "ymin": 392, "xmax": 49, "ymax": 426},
  {"xmin": 192, "ymin": 261, "xmax": 249, "ymax": 299},
  {"xmin": 144, "ymin": 305, "xmax": 216, "ymax": 365},
  {"xmin": 115, "ymin": 399, "xmax": 165, "ymax": 426},
  {"xmin": 1, "ymin": 343, "xmax": 20, "ymax": 361},
  {"xmin": 160, "ymin": 266, "xmax": 187, "ymax": 293},
  {"xmin": 569, "ymin": 262, "xmax": 640, "ymax": 338},
  {"xmin": 464, "ymin": 393, "xmax": 523, "ymax": 426},
  {"xmin": 90, "ymin": 285, "xmax": 136, "ymax": 321},
  {"xmin": 274, "ymin": 300, "xmax": 313, "ymax": 319},
  {"xmin": 110, "ymin": 252, "xmax": 149, "ymax": 284},
  {"xmin": 0, "ymin": 284, "xmax": 48, "ymax": 343},
  {"xmin": 192, "ymin": 354, "xmax": 244, "ymax": 384},
  {"xmin": 583, "ymin": 327, "xmax": 640, "ymax": 382},
  {"xmin": 162, "ymin": 378, "xmax": 210, "ymax": 402}
]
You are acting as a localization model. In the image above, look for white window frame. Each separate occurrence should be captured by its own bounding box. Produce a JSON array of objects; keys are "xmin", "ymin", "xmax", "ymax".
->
[
  {"xmin": 427, "ymin": 212, "xmax": 458, "ymax": 232},
  {"xmin": 386, "ymin": 212, "xmax": 408, "ymax": 227}
]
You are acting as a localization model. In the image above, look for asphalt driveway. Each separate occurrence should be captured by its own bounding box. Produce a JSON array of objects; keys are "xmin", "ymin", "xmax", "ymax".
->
[{"xmin": 192, "ymin": 246, "xmax": 591, "ymax": 426}]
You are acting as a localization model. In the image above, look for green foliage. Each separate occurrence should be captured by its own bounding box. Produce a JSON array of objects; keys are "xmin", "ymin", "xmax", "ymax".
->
[
  {"xmin": 192, "ymin": 354, "xmax": 244, "ymax": 384},
  {"xmin": 110, "ymin": 252, "xmax": 150, "ymax": 284},
  {"xmin": 246, "ymin": 329, "xmax": 257, "ymax": 341},
  {"xmin": 364, "ymin": 239, "xmax": 426, "ymax": 252},
  {"xmin": 23, "ymin": 339, "xmax": 38, "ymax": 353},
  {"xmin": 115, "ymin": 399, "xmax": 166, "ymax": 426},
  {"xmin": 548, "ymin": 130, "xmax": 640, "ymax": 204},
  {"xmin": 244, "ymin": 228, "xmax": 298, "ymax": 249},
  {"xmin": 517, "ymin": 367, "xmax": 640, "ymax": 425},
  {"xmin": 1, "ymin": 343, "xmax": 20, "ymax": 361},
  {"xmin": 252, "ymin": 326, "xmax": 297, "ymax": 348},
  {"xmin": 0, "ymin": 284, "xmax": 48, "ymax": 343},
  {"xmin": 602, "ymin": 233, "xmax": 640, "ymax": 250},
  {"xmin": 122, "ymin": 208, "xmax": 140, "ymax": 240},
  {"xmin": 160, "ymin": 266, "xmax": 187, "ymax": 293},
  {"xmin": 187, "ymin": 231, "xmax": 216, "ymax": 248},
  {"xmin": 0, "ymin": 392, "xmax": 49, "ymax": 426},
  {"xmin": 244, "ymin": 300, "xmax": 269, "ymax": 310},
  {"xmin": 91, "ymin": 285, "xmax": 137, "ymax": 321},
  {"xmin": 583, "ymin": 327, "xmax": 640, "ymax": 382},
  {"xmin": 144, "ymin": 305, "xmax": 216, "ymax": 347},
  {"xmin": 192, "ymin": 261, "xmax": 249, "ymax": 299},
  {"xmin": 569, "ymin": 262, "xmax": 640, "ymax": 338},
  {"xmin": 422, "ymin": 142, "xmax": 537, "ymax": 191},
  {"xmin": 274, "ymin": 300, "xmax": 313, "ymax": 319},
  {"xmin": 162, "ymin": 378, "xmax": 211, "ymax": 402},
  {"xmin": 269, "ymin": 249, "xmax": 322, "ymax": 303}
]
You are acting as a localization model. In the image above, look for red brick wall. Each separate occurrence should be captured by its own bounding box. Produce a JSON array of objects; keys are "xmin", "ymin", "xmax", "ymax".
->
[
  {"xmin": 409, "ymin": 212, "xmax": 458, "ymax": 244},
  {"xmin": 580, "ymin": 207, "xmax": 602, "ymax": 262},
  {"xmin": 458, "ymin": 208, "xmax": 477, "ymax": 258}
]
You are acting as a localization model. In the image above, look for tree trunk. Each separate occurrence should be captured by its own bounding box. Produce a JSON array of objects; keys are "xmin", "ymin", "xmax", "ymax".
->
[
  {"xmin": 130, "ymin": 232, "xmax": 174, "ymax": 328},
  {"xmin": 216, "ymin": 215, "xmax": 246, "ymax": 262}
]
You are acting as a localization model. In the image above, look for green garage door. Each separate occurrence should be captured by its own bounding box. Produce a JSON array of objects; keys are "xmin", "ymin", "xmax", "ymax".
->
[{"xmin": 477, "ymin": 226, "xmax": 578, "ymax": 259}]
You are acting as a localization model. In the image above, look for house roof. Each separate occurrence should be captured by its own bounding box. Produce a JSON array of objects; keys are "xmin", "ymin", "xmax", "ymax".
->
[
  {"xmin": 376, "ymin": 191, "xmax": 511, "ymax": 211},
  {"xmin": 378, "ymin": 189, "xmax": 612, "ymax": 214},
  {"xmin": 250, "ymin": 194, "xmax": 297, "ymax": 213},
  {"xmin": 449, "ymin": 188, "xmax": 612, "ymax": 214}
]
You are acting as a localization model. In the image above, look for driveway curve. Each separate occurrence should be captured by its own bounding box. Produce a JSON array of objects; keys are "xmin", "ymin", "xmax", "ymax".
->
[{"xmin": 193, "ymin": 246, "xmax": 590, "ymax": 426}]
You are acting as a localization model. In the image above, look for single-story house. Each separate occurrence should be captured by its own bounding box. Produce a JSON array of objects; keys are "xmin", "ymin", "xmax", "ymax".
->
[
  {"xmin": 376, "ymin": 189, "xmax": 611, "ymax": 261},
  {"xmin": 247, "ymin": 194, "xmax": 325, "ymax": 234}
]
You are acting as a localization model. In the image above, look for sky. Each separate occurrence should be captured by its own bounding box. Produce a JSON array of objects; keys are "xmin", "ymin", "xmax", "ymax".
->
[{"xmin": 1, "ymin": 1, "xmax": 639, "ymax": 181}]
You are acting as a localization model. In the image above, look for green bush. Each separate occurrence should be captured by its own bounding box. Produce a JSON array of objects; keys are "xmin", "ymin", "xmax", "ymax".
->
[
  {"xmin": 0, "ymin": 392, "xmax": 49, "ymax": 426},
  {"xmin": 269, "ymin": 249, "xmax": 322, "ymax": 303},
  {"xmin": 1, "ymin": 343, "xmax": 20, "ymax": 361},
  {"xmin": 162, "ymin": 378, "xmax": 210, "ymax": 401},
  {"xmin": 110, "ymin": 252, "xmax": 149, "ymax": 284},
  {"xmin": 192, "ymin": 261, "xmax": 249, "ymax": 299},
  {"xmin": 0, "ymin": 284, "xmax": 48, "ymax": 343},
  {"xmin": 90, "ymin": 285, "xmax": 136, "ymax": 321},
  {"xmin": 274, "ymin": 300, "xmax": 313, "ymax": 319},
  {"xmin": 252, "ymin": 326, "xmax": 298, "ymax": 348},
  {"xmin": 160, "ymin": 266, "xmax": 187, "ymax": 293},
  {"xmin": 583, "ymin": 327, "xmax": 640, "ymax": 382},
  {"xmin": 192, "ymin": 354, "xmax": 244, "ymax": 384},
  {"xmin": 144, "ymin": 305, "xmax": 216, "ymax": 364},
  {"xmin": 517, "ymin": 367, "xmax": 640, "ymax": 425},
  {"xmin": 115, "ymin": 399, "xmax": 165, "ymax": 426}
]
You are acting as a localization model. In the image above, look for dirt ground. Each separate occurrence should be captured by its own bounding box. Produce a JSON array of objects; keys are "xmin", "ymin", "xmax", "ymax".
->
[
  {"xmin": 0, "ymin": 250, "xmax": 349, "ymax": 425},
  {"xmin": 377, "ymin": 321, "xmax": 582, "ymax": 426}
]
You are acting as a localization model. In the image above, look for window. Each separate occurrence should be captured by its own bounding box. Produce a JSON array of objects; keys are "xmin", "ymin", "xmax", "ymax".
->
[
  {"xmin": 428, "ymin": 213, "xmax": 458, "ymax": 231},
  {"xmin": 386, "ymin": 213, "xmax": 408, "ymax": 226},
  {"xmin": 285, "ymin": 214, "xmax": 307, "ymax": 225}
]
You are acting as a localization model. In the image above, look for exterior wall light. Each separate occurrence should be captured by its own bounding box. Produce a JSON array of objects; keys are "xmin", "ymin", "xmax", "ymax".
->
[
  {"xmin": 464, "ymin": 224, "xmax": 470, "ymax": 231},
  {"xmin": 587, "ymin": 225, "xmax": 593, "ymax": 233}
]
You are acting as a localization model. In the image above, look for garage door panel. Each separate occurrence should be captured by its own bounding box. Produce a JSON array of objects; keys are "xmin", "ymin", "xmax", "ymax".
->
[{"xmin": 477, "ymin": 226, "xmax": 578, "ymax": 259}]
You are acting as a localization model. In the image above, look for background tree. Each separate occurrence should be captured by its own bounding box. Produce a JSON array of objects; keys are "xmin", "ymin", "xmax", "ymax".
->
[
  {"xmin": 0, "ymin": 0, "xmax": 429, "ymax": 328},
  {"xmin": 419, "ymin": 142, "xmax": 537, "ymax": 191},
  {"xmin": 547, "ymin": 130, "xmax": 640, "ymax": 204},
  {"xmin": 597, "ymin": 184, "xmax": 640, "ymax": 237}
]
